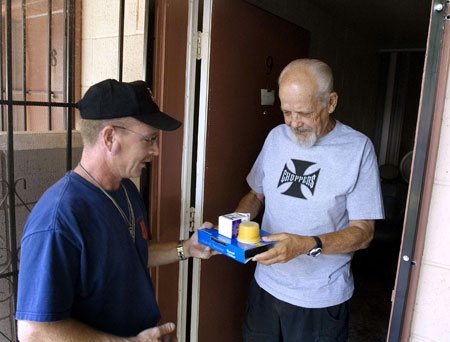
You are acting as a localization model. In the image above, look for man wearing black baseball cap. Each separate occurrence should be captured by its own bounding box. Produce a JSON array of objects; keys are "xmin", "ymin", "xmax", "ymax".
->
[{"xmin": 16, "ymin": 79, "xmax": 216, "ymax": 342}]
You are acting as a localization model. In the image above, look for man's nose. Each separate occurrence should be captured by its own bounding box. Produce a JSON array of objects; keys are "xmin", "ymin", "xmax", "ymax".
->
[
  {"xmin": 149, "ymin": 142, "xmax": 159, "ymax": 156},
  {"xmin": 289, "ymin": 114, "xmax": 304, "ymax": 128}
]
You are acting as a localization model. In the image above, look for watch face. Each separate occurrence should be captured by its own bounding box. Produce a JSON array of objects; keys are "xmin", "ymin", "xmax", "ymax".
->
[{"xmin": 309, "ymin": 247, "xmax": 322, "ymax": 257}]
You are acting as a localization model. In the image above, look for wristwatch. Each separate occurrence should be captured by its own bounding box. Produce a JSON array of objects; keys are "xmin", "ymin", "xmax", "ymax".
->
[
  {"xmin": 177, "ymin": 240, "xmax": 187, "ymax": 261},
  {"xmin": 307, "ymin": 236, "xmax": 322, "ymax": 257}
]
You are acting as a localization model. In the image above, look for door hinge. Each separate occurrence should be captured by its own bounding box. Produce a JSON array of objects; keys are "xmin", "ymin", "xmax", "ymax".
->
[
  {"xmin": 189, "ymin": 207, "xmax": 196, "ymax": 232},
  {"xmin": 196, "ymin": 31, "xmax": 202, "ymax": 60}
]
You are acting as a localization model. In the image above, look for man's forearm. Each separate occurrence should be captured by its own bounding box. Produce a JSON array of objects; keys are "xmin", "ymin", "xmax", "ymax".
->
[
  {"xmin": 18, "ymin": 319, "xmax": 128, "ymax": 342},
  {"xmin": 147, "ymin": 222, "xmax": 217, "ymax": 268},
  {"xmin": 319, "ymin": 219, "xmax": 375, "ymax": 255},
  {"xmin": 147, "ymin": 240, "xmax": 180, "ymax": 267},
  {"xmin": 235, "ymin": 190, "xmax": 265, "ymax": 220},
  {"xmin": 253, "ymin": 219, "xmax": 375, "ymax": 265}
]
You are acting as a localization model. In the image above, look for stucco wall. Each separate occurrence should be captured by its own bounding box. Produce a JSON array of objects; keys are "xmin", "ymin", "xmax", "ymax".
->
[
  {"xmin": 81, "ymin": 0, "xmax": 146, "ymax": 96},
  {"xmin": 409, "ymin": 62, "xmax": 450, "ymax": 341}
]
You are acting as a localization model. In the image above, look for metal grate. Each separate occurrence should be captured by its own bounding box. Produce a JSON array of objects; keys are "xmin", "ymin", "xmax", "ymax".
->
[{"xmin": 0, "ymin": 0, "xmax": 76, "ymax": 340}]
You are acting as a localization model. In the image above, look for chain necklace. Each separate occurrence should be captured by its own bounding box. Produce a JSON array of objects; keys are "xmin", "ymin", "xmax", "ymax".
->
[{"xmin": 78, "ymin": 163, "xmax": 135, "ymax": 242}]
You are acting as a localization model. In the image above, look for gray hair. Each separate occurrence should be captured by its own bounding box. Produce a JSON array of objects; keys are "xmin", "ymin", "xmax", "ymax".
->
[
  {"xmin": 79, "ymin": 117, "xmax": 132, "ymax": 147},
  {"xmin": 278, "ymin": 59, "xmax": 334, "ymax": 106}
]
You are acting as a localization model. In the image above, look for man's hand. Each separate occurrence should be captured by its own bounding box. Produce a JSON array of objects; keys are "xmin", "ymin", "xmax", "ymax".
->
[
  {"xmin": 130, "ymin": 322, "xmax": 177, "ymax": 342},
  {"xmin": 184, "ymin": 222, "xmax": 220, "ymax": 259},
  {"xmin": 17, "ymin": 319, "xmax": 176, "ymax": 342},
  {"xmin": 252, "ymin": 233, "xmax": 313, "ymax": 265}
]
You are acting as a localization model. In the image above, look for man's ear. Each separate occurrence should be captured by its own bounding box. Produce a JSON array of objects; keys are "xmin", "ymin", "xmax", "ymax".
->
[
  {"xmin": 328, "ymin": 92, "xmax": 338, "ymax": 114},
  {"xmin": 101, "ymin": 125, "xmax": 116, "ymax": 153}
]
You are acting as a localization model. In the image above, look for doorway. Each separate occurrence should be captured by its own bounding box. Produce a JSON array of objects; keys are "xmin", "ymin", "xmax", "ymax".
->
[
  {"xmin": 350, "ymin": 49, "xmax": 425, "ymax": 341},
  {"xmin": 191, "ymin": 1, "xmax": 431, "ymax": 341},
  {"xmin": 150, "ymin": 0, "xmax": 436, "ymax": 341}
]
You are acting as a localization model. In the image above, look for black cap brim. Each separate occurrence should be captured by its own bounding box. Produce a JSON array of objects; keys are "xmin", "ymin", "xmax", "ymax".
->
[{"xmin": 134, "ymin": 112, "xmax": 182, "ymax": 131}]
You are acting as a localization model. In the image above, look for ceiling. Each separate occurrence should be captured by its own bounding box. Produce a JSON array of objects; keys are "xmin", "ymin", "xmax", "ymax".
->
[{"xmin": 308, "ymin": 0, "xmax": 432, "ymax": 49}]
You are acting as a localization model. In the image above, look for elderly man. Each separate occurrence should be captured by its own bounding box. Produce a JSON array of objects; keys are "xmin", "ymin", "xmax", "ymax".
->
[
  {"xmin": 237, "ymin": 59, "xmax": 384, "ymax": 341},
  {"xmin": 16, "ymin": 79, "xmax": 215, "ymax": 342}
]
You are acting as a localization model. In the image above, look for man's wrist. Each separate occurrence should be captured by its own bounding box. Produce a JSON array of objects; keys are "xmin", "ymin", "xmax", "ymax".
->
[
  {"xmin": 176, "ymin": 240, "xmax": 188, "ymax": 261},
  {"xmin": 307, "ymin": 236, "xmax": 322, "ymax": 257}
]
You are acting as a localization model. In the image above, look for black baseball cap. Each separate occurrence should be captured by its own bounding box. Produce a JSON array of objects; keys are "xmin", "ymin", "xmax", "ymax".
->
[{"xmin": 76, "ymin": 79, "xmax": 182, "ymax": 131}]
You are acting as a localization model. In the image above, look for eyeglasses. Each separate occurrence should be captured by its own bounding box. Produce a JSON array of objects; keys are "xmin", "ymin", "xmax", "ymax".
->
[{"xmin": 113, "ymin": 125, "xmax": 158, "ymax": 146}]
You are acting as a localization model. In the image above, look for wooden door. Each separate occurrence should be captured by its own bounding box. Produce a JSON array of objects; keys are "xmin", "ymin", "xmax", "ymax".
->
[
  {"xmin": 195, "ymin": 1, "xmax": 310, "ymax": 341},
  {"xmin": 150, "ymin": 0, "xmax": 189, "ymax": 330}
]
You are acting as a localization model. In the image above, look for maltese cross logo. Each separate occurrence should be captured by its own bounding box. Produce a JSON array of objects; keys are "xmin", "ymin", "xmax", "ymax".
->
[{"xmin": 277, "ymin": 159, "xmax": 320, "ymax": 199}]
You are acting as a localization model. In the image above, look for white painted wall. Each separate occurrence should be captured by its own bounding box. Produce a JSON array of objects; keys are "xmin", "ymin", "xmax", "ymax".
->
[{"xmin": 410, "ymin": 67, "xmax": 450, "ymax": 341}]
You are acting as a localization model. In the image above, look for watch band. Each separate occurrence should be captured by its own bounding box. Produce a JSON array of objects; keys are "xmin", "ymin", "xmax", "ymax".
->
[
  {"xmin": 311, "ymin": 236, "xmax": 322, "ymax": 249},
  {"xmin": 307, "ymin": 236, "xmax": 322, "ymax": 257},
  {"xmin": 177, "ymin": 240, "xmax": 187, "ymax": 261}
]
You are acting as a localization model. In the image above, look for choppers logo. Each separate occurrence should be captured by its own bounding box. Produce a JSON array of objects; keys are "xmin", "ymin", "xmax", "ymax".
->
[{"xmin": 277, "ymin": 159, "xmax": 320, "ymax": 199}]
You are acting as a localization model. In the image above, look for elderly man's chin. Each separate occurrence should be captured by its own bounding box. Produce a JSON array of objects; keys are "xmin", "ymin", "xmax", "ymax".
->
[{"xmin": 289, "ymin": 128, "xmax": 317, "ymax": 148}]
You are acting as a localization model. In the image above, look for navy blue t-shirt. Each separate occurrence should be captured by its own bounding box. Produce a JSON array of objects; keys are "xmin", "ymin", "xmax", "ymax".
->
[{"xmin": 16, "ymin": 171, "xmax": 161, "ymax": 337}]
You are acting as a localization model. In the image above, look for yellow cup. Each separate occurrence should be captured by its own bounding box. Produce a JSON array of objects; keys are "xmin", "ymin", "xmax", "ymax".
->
[{"xmin": 237, "ymin": 221, "xmax": 260, "ymax": 244}]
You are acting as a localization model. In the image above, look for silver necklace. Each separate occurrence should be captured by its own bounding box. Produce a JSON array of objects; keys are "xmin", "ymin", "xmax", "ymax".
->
[{"xmin": 78, "ymin": 163, "xmax": 135, "ymax": 242}]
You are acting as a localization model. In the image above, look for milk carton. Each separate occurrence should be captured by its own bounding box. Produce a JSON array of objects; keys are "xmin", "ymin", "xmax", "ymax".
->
[{"xmin": 218, "ymin": 212, "xmax": 251, "ymax": 239}]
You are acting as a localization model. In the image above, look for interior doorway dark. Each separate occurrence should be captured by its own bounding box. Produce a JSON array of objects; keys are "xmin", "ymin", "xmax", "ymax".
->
[{"xmin": 349, "ymin": 50, "xmax": 425, "ymax": 341}]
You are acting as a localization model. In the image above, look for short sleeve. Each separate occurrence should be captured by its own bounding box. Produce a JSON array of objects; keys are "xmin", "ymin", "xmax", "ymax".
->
[
  {"xmin": 247, "ymin": 150, "xmax": 265, "ymax": 194},
  {"xmin": 346, "ymin": 140, "xmax": 385, "ymax": 220},
  {"xmin": 16, "ymin": 230, "xmax": 80, "ymax": 322},
  {"xmin": 246, "ymin": 130, "xmax": 277, "ymax": 195}
]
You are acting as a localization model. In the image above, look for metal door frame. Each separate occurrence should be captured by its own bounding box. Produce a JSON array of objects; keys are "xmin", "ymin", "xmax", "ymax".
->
[
  {"xmin": 388, "ymin": 0, "xmax": 448, "ymax": 340},
  {"xmin": 189, "ymin": 1, "xmax": 213, "ymax": 341}
]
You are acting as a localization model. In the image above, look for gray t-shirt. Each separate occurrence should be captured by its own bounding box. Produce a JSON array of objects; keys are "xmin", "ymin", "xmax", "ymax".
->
[{"xmin": 247, "ymin": 121, "xmax": 384, "ymax": 308}]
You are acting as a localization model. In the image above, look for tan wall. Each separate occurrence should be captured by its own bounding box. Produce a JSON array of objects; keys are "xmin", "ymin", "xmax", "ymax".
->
[
  {"xmin": 409, "ymin": 63, "xmax": 450, "ymax": 341},
  {"xmin": 81, "ymin": 0, "xmax": 146, "ymax": 97}
]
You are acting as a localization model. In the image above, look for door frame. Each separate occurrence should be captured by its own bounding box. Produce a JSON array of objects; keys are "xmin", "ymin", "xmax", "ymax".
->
[
  {"xmin": 177, "ymin": 0, "xmax": 202, "ymax": 340},
  {"xmin": 188, "ymin": 1, "xmax": 213, "ymax": 341},
  {"xmin": 388, "ymin": 0, "xmax": 449, "ymax": 340},
  {"xmin": 174, "ymin": 0, "xmax": 213, "ymax": 340}
]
